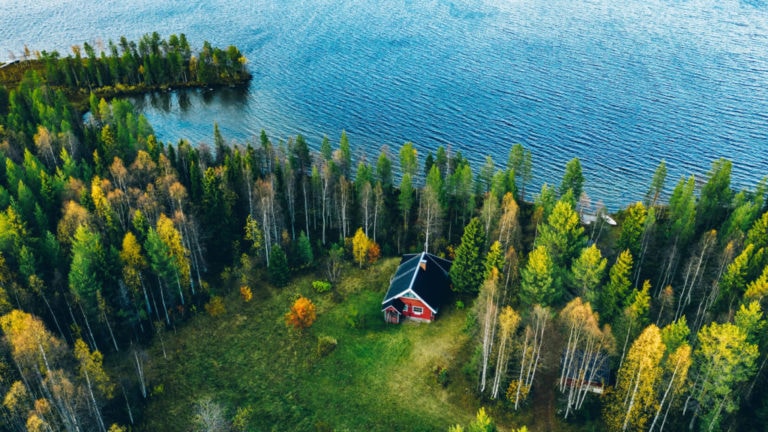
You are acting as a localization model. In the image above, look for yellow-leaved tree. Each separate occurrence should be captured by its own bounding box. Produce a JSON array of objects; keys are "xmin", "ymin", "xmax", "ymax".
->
[
  {"xmin": 352, "ymin": 227, "xmax": 371, "ymax": 268},
  {"xmin": 603, "ymin": 324, "xmax": 664, "ymax": 431}
]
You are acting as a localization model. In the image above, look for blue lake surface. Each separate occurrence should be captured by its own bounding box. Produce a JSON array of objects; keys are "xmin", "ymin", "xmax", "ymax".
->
[{"xmin": 2, "ymin": 0, "xmax": 768, "ymax": 209}]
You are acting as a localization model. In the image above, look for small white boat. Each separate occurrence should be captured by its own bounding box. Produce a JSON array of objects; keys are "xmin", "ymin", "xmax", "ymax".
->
[
  {"xmin": 602, "ymin": 214, "xmax": 617, "ymax": 226},
  {"xmin": 580, "ymin": 212, "xmax": 617, "ymax": 226}
]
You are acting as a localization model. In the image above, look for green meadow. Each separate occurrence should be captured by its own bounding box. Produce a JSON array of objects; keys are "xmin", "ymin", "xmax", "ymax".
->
[{"xmin": 138, "ymin": 258, "xmax": 502, "ymax": 431}]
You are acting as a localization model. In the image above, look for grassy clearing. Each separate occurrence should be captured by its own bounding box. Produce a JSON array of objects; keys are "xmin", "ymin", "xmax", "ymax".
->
[
  {"xmin": 134, "ymin": 257, "xmax": 595, "ymax": 431},
  {"xmin": 138, "ymin": 258, "xmax": 490, "ymax": 431}
]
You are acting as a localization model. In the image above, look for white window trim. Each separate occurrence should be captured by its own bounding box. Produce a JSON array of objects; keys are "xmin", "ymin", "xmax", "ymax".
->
[
  {"xmin": 413, "ymin": 306, "xmax": 424, "ymax": 315},
  {"xmin": 403, "ymin": 304, "xmax": 408, "ymax": 312}
]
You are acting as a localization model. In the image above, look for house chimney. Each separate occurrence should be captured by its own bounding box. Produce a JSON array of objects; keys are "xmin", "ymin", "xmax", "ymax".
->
[{"xmin": 420, "ymin": 259, "xmax": 427, "ymax": 271}]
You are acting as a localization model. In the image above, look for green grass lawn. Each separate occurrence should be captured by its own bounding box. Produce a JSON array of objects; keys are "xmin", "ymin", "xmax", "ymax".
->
[{"xmin": 137, "ymin": 258, "xmax": 496, "ymax": 431}]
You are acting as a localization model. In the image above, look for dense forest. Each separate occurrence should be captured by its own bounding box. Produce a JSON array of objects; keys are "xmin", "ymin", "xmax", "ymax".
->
[{"xmin": 1, "ymin": 34, "xmax": 768, "ymax": 431}]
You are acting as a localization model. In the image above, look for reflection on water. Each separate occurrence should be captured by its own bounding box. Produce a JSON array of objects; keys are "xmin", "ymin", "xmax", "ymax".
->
[
  {"xmin": 130, "ymin": 86, "xmax": 252, "ymax": 145},
  {"xmin": 132, "ymin": 87, "xmax": 249, "ymax": 116}
]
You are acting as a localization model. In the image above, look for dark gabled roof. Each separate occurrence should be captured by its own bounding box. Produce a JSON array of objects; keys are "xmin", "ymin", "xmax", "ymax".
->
[
  {"xmin": 381, "ymin": 252, "xmax": 452, "ymax": 313},
  {"xmin": 382, "ymin": 297, "xmax": 405, "ymax": 314}
]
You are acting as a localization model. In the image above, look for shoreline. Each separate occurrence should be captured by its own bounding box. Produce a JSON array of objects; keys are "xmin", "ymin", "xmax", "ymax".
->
[{"xmin": 0, "ymin": 57, "xmax": 252, "ymax": 113}]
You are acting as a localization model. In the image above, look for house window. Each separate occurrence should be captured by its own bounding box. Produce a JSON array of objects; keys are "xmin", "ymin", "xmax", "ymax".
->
[
  {"xmin": 413, "ymin": 306, "xmax": 423, "ymax": 315},
  {"xmin": 403, "ymin": 304, "xmax": 408, "ymax": 312}
]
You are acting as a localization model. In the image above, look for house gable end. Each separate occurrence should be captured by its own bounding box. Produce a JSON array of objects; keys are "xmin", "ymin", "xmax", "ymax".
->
[{"xmin": 382, "ymin": 252, "xmax": 452, "ymax": 322}]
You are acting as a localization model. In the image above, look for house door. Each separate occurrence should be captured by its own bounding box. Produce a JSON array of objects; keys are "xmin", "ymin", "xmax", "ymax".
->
[{"xmin": 385, "ymin": 311, "xmax": 399, "ymax": 324}]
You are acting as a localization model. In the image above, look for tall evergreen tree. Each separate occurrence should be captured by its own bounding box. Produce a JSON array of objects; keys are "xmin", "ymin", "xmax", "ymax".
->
[
  {"xmin": 268, "ymin": 244, "xmax": 289, "ymax": 287},
  {"xmin": 600, "ymin": 249, "xmax": 634, "ymax": 324},
  {"xmin": 644, "ymin": 159, "xmax": 667, "ymax": 208},
  {"xmin": 450, "ymin": 217, "xmax": 486, "ymax": 294},
  {"xmin": 697, "ymin": 158, "xmax": 733, "ymax": 233},
  {"xmin": 617, "ymin": 202, "xmax": 647, "ymax": 259},
  {"xmin": 508, "ymin": 143, "xmax": 533, "ymax": 200},
  {"xmin": 535, "ymin": 197, "xmax": 585, "ymax": 271},
  {"xmin": 571, "ymin": 244, "xmax": 607, "ymax": 303},
  {"xmin": 520, "ymin": 245, "xmax": 557, "ymax": 308},
  {"xmin": 559, "ymin": 157, "xmax": 584, "ymax": 203}
]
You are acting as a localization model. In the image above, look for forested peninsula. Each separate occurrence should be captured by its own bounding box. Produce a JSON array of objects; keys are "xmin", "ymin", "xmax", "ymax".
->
[
  {"xmin": 0, "ymin": 32, "xmax": 250, "ymax": 112},
  {"xmin": 1, "ymin": 34, "xmax": 768, "ymax": 432}
]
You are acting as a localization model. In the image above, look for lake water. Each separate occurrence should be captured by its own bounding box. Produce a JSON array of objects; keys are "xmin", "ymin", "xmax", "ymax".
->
[{"xmin": 2, "ymin": 0, "xmax": 768, "ymax": 209}]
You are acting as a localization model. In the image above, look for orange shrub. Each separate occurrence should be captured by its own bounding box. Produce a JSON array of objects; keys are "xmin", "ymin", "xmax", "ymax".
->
[{"xmin": 285, "ymin": 296, "xmax": 317, "ymax": 331}]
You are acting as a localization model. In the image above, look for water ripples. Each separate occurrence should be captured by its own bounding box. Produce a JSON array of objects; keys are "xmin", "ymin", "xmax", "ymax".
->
[{"xmin": 2, "ymin": 0, "xmax": 768, "ymax": 209}]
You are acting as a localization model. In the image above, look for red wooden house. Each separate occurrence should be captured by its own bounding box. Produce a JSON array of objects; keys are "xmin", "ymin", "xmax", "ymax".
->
[{"xmin": 381, "ymin": 252, "xmax": 452, "ymax": 323}]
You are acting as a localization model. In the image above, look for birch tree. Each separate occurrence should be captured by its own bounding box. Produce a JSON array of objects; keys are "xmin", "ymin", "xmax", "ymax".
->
[
  {"xmin": 479, "ymin": 192, "xmax": 499, "ymax": 248},
  {"xmin": 476, "ymin": 268, "xmax": 500, "ymax": 394},
  {"xmin": 120, "ymin": 231, "xmax": 152, "ymax": 319},
  {"xmin": 497, "ymin": 192, "xmax": 521, "ymax": 251},
  {"xmin": 74, "ymin": 339, "xmax": 113, "ymax": 432},
  {"xmin": 604, "ymin": 324, "xmax": 665, "ymax": 432},
  {"xmin": 255, "ymin": 176, "xmax": 278, "ymax": 264},
  {"xmin": 508, "ymin": 304, "xmax": 550, "ymax": 409},
  {"xmin": 616, "ymin": 281, "xmax": 651, "ymax": 372},
  {"xmin": 559, "ymin": 298, "xmax": 615, "ymax": 418},
  {"xmin": 674, "ymin": 229, "xmax": 717, "ymax": 321},
  {"xmin": 373, "ymin": 181, "xmax": 385, "ymax": 243},
  {"xmin": 648, "ymin": 342, "xmax": 691, "ymax": 432},
  {"xmin": 490, "ymin": 305, "xmax": 521, "ymax": 399},
  {"xmin": 418, "ymin": 165, "xmax": 443, "ymax": 253},
  {"xmin": 399, "ymin": 173, "xmax": 414, "ymax": 234}
]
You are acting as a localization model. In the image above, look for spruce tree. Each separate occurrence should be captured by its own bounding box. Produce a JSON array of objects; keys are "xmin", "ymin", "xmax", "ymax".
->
[
  {"xmin": 450, "ymin": 217, "xmax": 486, "ymax": 293},
  {"xmin": 296, "ymin": 231, "xmax": 313, "ymax": 268},
  {"xmin": 520, "ymin": 245, "xmax": 556, "ymax": 308},
  {"xmin": 600, "ymin": 249, "xmax": 634, "ymax": 323},
  {"xmin": 268, "ymin": 244, "xmax": 289, "ymax": 287},
  {"xmin": 559, "ymin": 157, "xmax": 584, "ymax": 203}
]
